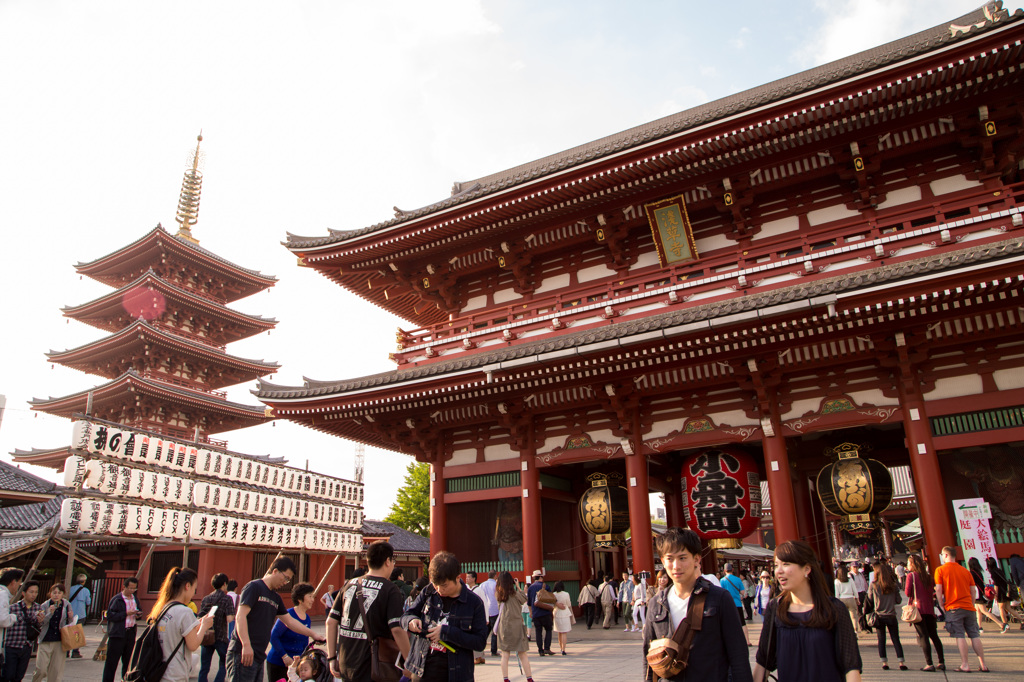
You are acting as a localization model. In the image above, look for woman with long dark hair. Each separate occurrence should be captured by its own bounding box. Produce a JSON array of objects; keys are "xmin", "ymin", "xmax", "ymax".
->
[
  {"xmin": 905, "ymin": 554, "xmax": 944, "ymax": 671},
  {"xmin": 753, "ymin": 540, "xmax": 861, "ymax": 682},
  {"xmin": 494, "ymin": 571, "xmax": 533, "ymax": 682},
  {"xmin": 985, "ymin": 557, "xmax": 1011, "ymax": 634},
  {"xmin": 148, "ymin": 567, "xmax": 214, "ymax": 682},
  {"xmin": 834, "ymin": 564, "xmax": 859, "ymax": 633},
  {"xmin": 866, "ymin": 561, "xmax": 905, "ymax": 670},
  {"xmin": 967, "ymin": 556, "xmax": 1005, "ymax": 630}
]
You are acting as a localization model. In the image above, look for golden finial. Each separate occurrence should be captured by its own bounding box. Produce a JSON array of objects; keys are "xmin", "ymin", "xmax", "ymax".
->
[{"xmin": 174, "ymin": 132, "xmax": 204, "ymax": 243}]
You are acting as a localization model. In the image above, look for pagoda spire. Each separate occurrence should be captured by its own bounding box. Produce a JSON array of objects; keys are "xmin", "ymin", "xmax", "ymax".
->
[{"xmin": 174, "ymin": 132, "xmax": 204, "ymax": 243}]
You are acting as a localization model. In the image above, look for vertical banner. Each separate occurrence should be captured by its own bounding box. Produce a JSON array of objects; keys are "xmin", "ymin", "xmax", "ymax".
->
[
  {"xmin": 645, "ymin": 194, "xmax": 699, "ymax": 267},
  {"xmin": 952, "ymin": 497, "xmax": 995, "ymax": 579}
]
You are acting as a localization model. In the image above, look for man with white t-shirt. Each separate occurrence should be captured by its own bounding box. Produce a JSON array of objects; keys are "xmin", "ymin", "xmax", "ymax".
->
[{"xmin": 641, "ymin": 528, "xmax": 751, "ymax": 682}]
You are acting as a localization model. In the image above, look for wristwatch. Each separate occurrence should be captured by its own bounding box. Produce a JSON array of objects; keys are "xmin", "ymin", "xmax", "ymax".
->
[{"xmin": 327, "ymin": 656, "xmax": 337, "ymax": 661}]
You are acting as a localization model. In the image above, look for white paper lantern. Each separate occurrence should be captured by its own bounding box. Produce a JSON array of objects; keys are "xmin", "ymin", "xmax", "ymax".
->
[
  {"xmin": 93, "ymin": 501, "xmax": 115, "ymax": 534},
  {"xmin": 79, "ymin": 500, "xmax": 102, "ymax": 534},
  {"xmin": 71, "ymin": 420, "xmax": 92, "ymax": 452},
  {"xmin": 153, "ymin": 474, "xmax": 170, "ymax": 502},
  {"xmin": 127, "ymin": 469, "xmax": 146, "ymax": 499},
  {"xmin": 188, "ymin": 513, "xmax": 205, "ymax": 540},
  {"xmin": 219, "ymin": 455, "xmax": 233, "ymax": 480},
  {"xmin": 60, "ymin": 498, "xmax": 85, "ymax": 532},
  {"xmin": 63, "ymin": 456, "xmax": 87, "ymax": 488},
  {"xmin": 173, "ymin": 442, "xmax": 190, "ymax": 471},
  {"xmin": 102, "ymin": 428, "xmax": 129, "ymax": 459},
  {"xmin": 143, "ymin": 438, "xmax": 163, "ymax": 467},
  {"xmin": 108, "ymin": 503, "xmax": 129, "ymax": 535},
  {"xmin": 83, "ymin": 460, "xmax": 101, "ymax": 488},
  {"xmin": 116, "ymin": 466, "xmax": 133, "ymax": 497},
  {"xmin": 98, "ymin": 463, "xmax": 120, "ymax": 494}
]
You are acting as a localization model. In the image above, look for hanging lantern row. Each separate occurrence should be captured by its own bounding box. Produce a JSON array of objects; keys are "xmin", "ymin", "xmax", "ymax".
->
[
  {"xmin": 72, "ymin": 419, "xmax": 364, "ymax": 504},
  {"xmin": 578, "ymin": 472, "xmax": 631, "ymax": 548},
  {"xmin": 682, "ymin": 447, "xmax": 762, "ymax": 550},
  {"xmin": 63, "ymin": 456, "xmax": 363, "ymax": 529},
  {"xmin": 58, "ymin": 497, "xmax": 361, "ymax": 552},
  {"xmin": 815, "ymin": 442, "xmax": 893, "ymax": 535}
]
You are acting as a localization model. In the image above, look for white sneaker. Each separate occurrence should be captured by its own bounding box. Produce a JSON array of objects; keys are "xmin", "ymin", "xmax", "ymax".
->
[{"xmin": 624, "ymin": 627, "xmax": 630, "ymax": 631}]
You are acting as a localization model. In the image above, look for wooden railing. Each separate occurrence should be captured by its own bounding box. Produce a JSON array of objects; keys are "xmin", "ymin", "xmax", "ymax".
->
[{"xmin": 391, "ymin": 182, "xmax": 1024, "ymax": 366}]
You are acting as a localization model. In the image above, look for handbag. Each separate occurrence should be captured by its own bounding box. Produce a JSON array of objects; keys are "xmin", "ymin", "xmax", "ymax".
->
[
  {"xmin": 863, "ymin": 591, "xmax": 878, "ymax": 628},
  {"xmin": 645, "ymin": 590, "xmax": 707, "ymax": 679},
  {"xmin": 535, "ymin": 587, "xmax": 556, "ymax": 611},
  {"xmin": 60, "ymin": 622, "xmax": 87, "ymax": 652},
  {"xmin": 355, "ymin": 580, "xmax": 402, "ymax": 682},
  {"xmin": 901, "ymin": 578, "xmax": 922, "ymax": 624}
]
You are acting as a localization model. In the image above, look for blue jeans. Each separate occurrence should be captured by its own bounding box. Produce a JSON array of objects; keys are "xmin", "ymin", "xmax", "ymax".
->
[
  {"xmin": 226, "ymin": 646, "xmax": 266, "ymax": 682},
  {"xmin": 199, "ymin": 641, "xmax": 228, "ymax": 682}
]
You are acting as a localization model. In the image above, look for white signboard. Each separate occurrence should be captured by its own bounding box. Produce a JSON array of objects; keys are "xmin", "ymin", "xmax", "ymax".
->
[{"xmin": 953, "ymin": 497, "xmax": 995, "ymax": 581}]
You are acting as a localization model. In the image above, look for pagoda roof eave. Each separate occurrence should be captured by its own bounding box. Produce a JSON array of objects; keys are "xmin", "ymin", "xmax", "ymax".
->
[
  {"xmin": 31, "ymin": 370, "xmax": 271, "ymax": 429},
  {"xmin": 9, "ymin": 447, "xmax": 74, "ymax": 472},
  {"xmin": 75, "ymin": 225, "xmax": 277, "ymax": 297},
  {"xmin": 61, "ymin": 269, "xmax": 277, "ymax": 330},
  {"xmin": 283, "ymin": 5, "xmax": 1021, "ymax": 252},
  {"xmin": 258, "ymin": 235, "xmax": 1024, "ymax": 404},
  {"xmin": 46, "ymin": 319, "xmax": 280, "ymax": 377}
]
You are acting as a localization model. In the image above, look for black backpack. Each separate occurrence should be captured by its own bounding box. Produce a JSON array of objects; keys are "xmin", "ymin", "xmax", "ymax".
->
[{"xmin": 124, "ymin": 602, "xmax": 189, "ymax": 682}]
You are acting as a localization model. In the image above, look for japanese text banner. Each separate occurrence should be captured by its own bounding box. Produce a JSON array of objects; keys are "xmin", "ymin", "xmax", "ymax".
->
[{"xmin": 645, "ymin": 194, "xmax": 699, "ymax": 267}]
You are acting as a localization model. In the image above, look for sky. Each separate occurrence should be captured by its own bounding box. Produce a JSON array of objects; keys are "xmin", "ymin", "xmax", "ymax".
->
[{"xmin": 0, "ymin": 0, "xmax": 982, "ymax": 521}]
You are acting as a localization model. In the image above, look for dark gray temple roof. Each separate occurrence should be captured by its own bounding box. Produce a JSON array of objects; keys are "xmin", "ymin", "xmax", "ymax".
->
[
  {"xmin": 257, "ymin": 236, "xmax": 1024, "ymax": 401},
  {"xmin": 283, "ymin": 4, "xmax": 1020, "ymax": 250},
  {"xmin": 0, "ymin": 460, "xmax": 58, "ymax": 495}
]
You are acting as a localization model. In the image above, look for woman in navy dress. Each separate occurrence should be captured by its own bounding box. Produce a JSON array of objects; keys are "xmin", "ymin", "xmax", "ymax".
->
[{"xmin": 753, "ymin": 541, "xmax": 862, "ymax": 682}]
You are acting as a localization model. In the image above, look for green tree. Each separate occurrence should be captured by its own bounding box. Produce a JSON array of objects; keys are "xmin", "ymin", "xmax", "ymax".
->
[{"xmin": 385, "ymin": 461, "xmax": 430, "ymax": 536}]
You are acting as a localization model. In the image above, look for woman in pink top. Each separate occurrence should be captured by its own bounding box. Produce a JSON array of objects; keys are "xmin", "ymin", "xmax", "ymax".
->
[{"xmin": 905, "ymin": 554, "xmax": 944, "ymax": 671}]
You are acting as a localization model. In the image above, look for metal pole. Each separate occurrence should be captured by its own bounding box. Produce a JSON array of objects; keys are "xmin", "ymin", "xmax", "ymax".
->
[{"xmin": 311, "ymin": 554, "xmax": 342, "ymax": 596}]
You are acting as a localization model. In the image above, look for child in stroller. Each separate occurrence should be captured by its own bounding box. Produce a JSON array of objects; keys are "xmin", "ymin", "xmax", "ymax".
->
[{"xmin": 279, "ymin": 643, "xmax": 333, "ymax": 682}]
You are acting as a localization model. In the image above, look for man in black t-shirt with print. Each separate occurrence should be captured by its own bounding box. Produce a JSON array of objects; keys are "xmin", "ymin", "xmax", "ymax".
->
[
  {"xmin": 327, "ymin": 542, "xmax": 411, "ymax": 682},
  {"xmin": 226, "ymin": 557, "xmax": 324, "ymax": 682}
]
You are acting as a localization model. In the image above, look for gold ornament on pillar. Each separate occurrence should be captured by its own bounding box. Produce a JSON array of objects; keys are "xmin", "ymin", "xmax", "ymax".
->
[
  {"xmin": 578, "ymin": 472, "xmax": 630, "ymax": 548},
  {"xmin": 815, "ymin": 442, "xmax": 893, "ymax": 535}
]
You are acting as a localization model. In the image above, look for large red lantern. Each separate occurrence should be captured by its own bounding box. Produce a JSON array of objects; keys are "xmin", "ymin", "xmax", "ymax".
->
[{"xmin": 682, "ymin": 448, "xmax": 762, "ymax": 549}]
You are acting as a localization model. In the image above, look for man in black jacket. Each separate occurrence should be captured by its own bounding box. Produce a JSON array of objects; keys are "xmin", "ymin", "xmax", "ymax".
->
[
  {"xmin": 102, "ymin": 578, "xmax": 142, "ymax": 682},
  {"xmin": 641, "ymin": 528, "xmax": 753, "ymax": 682}
]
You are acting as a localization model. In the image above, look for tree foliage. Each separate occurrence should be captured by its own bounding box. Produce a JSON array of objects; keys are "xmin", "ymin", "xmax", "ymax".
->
[{"xmin": 384, "ymin": 461, "xmax": 430, "ymax": 536}]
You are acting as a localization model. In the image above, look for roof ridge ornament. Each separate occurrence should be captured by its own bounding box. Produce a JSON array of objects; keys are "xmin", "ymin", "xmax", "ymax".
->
[{"xmin": 175, "ymin": 132, "xmax": 204, "ymax": 244}]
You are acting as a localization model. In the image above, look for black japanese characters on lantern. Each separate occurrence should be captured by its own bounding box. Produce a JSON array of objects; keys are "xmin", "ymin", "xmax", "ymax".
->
[
  {"xmin": 816, "ymin": 442, "xmax": 893, "ymax": 535},
  {"xmin": 578, "ymin": 472, "xmax": 630, "ymax": 547},
  {"xmin": 682, "ymin": 448, "xmax": 761, "ymax": 549}
]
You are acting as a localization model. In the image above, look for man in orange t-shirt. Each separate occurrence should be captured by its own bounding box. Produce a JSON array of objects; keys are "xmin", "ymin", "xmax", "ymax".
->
[{"xmin": 934, "ymin": 546, "xmax": 987, "ymax": 673}]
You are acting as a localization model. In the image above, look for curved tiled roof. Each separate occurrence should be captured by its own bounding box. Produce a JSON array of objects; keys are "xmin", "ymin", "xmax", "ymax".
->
[
  {"xmin": 0, "ymin": 495, "xmax": 63, "ymax": 531},
  {"xmin": 284, "ymin": 4, "xmax": 1021, "ymax": 250},
  {"xmin": 258, "ymin": 235, "xmax": 1024, "ymax": 401},
  {"xmin": 361, "ymin": 519, "xmax": 429, "ymax": 554},
  {"xmin": 0, "ymin": 460, "xmax": 58, "ymax": 495}
]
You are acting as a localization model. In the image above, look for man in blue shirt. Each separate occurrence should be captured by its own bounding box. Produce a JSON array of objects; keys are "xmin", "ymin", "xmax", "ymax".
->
[
  {"xmin": 720, "ymin": 563, "xmax": 752, "ymax": 646},
  {"xmin": 526, "ymin": 570, "xmax": 554, "ymax": 656},
  {"xmin": 67, "ymin": 573, "xmax": 91, "ymax": 658},
  {"xmin": 479, "ymin": 571, "xmax": 499, "ymax": 657},
  {"xmin": 618, "ymin": 572, "xmax": 635, "ymax": 632}
]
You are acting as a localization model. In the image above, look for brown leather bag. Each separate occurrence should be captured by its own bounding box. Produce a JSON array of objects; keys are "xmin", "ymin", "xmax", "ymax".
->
[
  {"xmin": 645, "ymin": 591, "xmax": 707, "ymax": 680},
  {"xmin": 355, "ymin": 581, "xmax": 402, "ymax": 682},
  {"xmin": 535, "ymin": 587, "xmax": 557, "ymax": 611}
]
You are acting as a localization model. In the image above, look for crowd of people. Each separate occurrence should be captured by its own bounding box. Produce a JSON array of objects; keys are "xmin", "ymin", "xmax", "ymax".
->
[{"xmin": 0, "ymin": 542, "xmax": 1021, "ymax": 682}]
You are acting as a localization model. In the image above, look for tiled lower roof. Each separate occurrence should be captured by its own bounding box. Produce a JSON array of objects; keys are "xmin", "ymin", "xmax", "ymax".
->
[
  {"xmin": 0, "ymin": 495, "xmax": 63, "ymax": 531},
  {"xmin": 258, "ymin": 236, "xmax": 1024, "ymax": 401},
  {"xmin": 0, "ymin": 460, "xmax": 58, "ymax": 495},
  {"xmin": 362, "ymin": 520, "xmax": 429, "ymax": 554}
]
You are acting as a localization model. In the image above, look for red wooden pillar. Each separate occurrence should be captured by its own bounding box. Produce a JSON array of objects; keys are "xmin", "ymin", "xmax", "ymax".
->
[
  {"xmin": 897, "ymin": 377, "xmax": 954, "ymax": 569},
  {"xmin": 521, "ymin": 438, "xmax": 543, "ymax": 577},
  {"xmin": 762, "ymin": 417, "xmax": 800, "ymax": 544},
  {"xmin": 625, "ymin": 449, "xmax": 654, "ymax": 578},
  {"xmin": 429, "ymin": 460, "xmax": 447, "ymax": 557},
  {"xmin": 665, "ymin": 474, "xmax": 685, "ymax": 529},
  {"xmin": 793, "ymin": 474, "xmax": 829, "ymax": 561},
  {"xmin": 572, "ymin": 511, "xmax": 593, "ymax": 583}
]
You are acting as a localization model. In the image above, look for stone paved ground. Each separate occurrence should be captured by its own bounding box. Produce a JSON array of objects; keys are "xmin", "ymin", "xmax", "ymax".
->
[{"xmin": 45, "ymin": 616, "xmax": 1023, "ymax": 681}]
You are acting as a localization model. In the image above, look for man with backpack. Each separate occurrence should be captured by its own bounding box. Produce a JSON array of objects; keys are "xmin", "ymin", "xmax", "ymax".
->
[
  {"xmin": 227, "ymin": 558, "xmax": 323, "ymax": 682},
  {"xmin": 103, "ymin": 578, "xmax": 143, "ymax": 682},
  {"xmin": 326, "ymin": 542, "xmax": 411, "ymax": 681}
]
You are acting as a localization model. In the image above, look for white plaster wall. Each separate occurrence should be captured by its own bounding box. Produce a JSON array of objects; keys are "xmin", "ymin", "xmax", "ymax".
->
[
  {"xmin": 696, "ymin": 232, "xmax": 733, "ymax": 253},
  {"xmin": 687, "ymin": 286, "xmax": 734, "ymax": 302},
  {"xmin": 535, "ymin": 273, "xmax": 571, "ymax": 294},
  {"xmin": 753, "ymin": 215, "xmax": 800, "ymax": 241},
  {"xmin": 754, "ymin": 273, "xmax": 800, "ymax": 288},
  {"xmin": 485, "ymin": 443, "xmax": 516, "ymax": 461},
  {"xmin": 877, "ymin": 186, "xmax": 922, "ymax": 209},
  {"xmin": 494, "ymin": 288, "xmax": 520, "ymax": 304},
  {"xmin": 823, "ymin": 258, "xmax": 867, "ymax": 273},
  {"xmin": 780, "ymin": 397, "xmax": 824, "ymax": 421},
  {"xmin": 631, "ymin": 250, "xmax": 662, "ymax": 270},
  {"xmin": 930, "ymin": 175, "xmax": 982, "ymax": 196},
  {"xmin": 710, "ymin": 409, "xmax": 758, "ymax": 427},
  {"xmin": 646, "ymin": 419, "xmax": 678, "ymax": 439},
  {"xmin": 578, "ymin": 263, "xmax": 617, "ymax": 283},
  {"xmin": 807, "ymin": 203, "xmax": 861, "ymax": 227},
  {"xmin": 461, "ymin": 295, "xmax": 487, "ymax": 313},
  {"xmin": 445, "ymin": 449, "xmax": 478, "ymax": 467},
  {"xmin": 845, "ymin": 388, "xmax": 894, "ymax": 407},
  {"xmin": 893, "ymin": 244, "xmax": 935, "ymax": 257},
  {"xmin": 994, "ymin": 368, "xmax": 1024, "ymax": 391},
  {"xmin": 922, "ymin": 375, "xmax": 984, "ymax": 400}
]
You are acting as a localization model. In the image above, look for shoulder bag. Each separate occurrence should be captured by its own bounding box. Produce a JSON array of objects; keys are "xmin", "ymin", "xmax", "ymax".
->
[
  {"xmin": 645, "ymin": 590, "xmax": 707, "ymax": 679},
  {"xmin": 356, "ymin": 580, "xmax": 402, "ymax": 682},
  {"xmin": 901, "ymin": 577, "xmax": 921, "ymax": 624},
  {"xmin": 534, "ymin": 587, "xmax": 556, "ymax": 611}
]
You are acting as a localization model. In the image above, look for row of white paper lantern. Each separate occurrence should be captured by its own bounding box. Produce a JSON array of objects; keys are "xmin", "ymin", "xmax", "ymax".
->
[
  {"xmin": 72, "ymin": 420, "xmax": 363, "ymax": 503},
  {"xmin": 59, "ymin": 498, "xmax": 362, "ymax": 552},
  {"xmin": 64, "ymin": 456, "xmax": 363, "ymax": 529}
]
